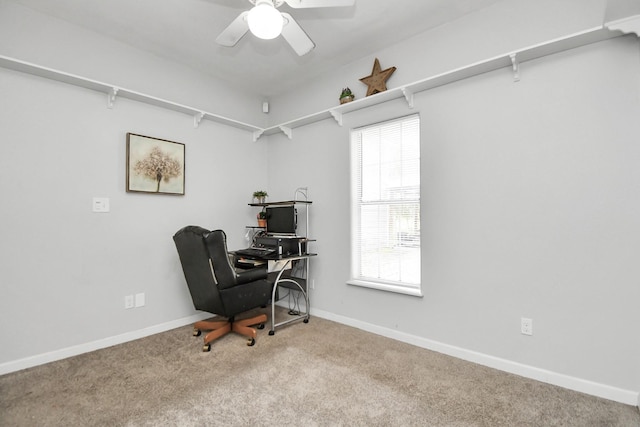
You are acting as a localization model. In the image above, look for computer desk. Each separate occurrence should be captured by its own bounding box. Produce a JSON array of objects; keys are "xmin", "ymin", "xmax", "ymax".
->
[
  {"xmin": 235, "ymin": 252, "xmax": 317, "ymax": 335},
  {"xmin": 266, "ymin": 253, "xmax": 316, "ymax": 335}
]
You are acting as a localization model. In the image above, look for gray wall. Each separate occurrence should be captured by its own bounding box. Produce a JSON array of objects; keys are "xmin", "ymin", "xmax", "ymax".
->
[
  {"xmin": 0, "ymin": 2, "xmax": 268, "ymax": 364},
  {"xmin": 263, "ymin": 0, "xmax": 640, "ymax": 403},
  {"xmin": 1, "ymin": 0, "xmax": 639, "ymax": 406},
  {"xmin": 267, "ymin": 35, "xmax": 640, "ymax": 399}
]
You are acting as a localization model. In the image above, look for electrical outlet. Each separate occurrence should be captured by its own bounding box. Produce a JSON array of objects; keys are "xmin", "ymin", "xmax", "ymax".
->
[
  {"xmin": 124, "ymin": 295, "xmax": 134, "ymax": 309},
  {"xmin": 135, "ymin": 292, "xmax": 145, "ymax": 308},
  {"xmin": 521, "ymin": 317, "xmax": 533, "ymax": 336}
]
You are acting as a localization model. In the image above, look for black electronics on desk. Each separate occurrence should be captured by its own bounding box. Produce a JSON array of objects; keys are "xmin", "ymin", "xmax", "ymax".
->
[
  {"xmin": 251, "ymin": 205, "xmax": 305, "ymax": 256},
  {"xmin": 265, "ymin": 205, "xmax": 296, "ymax": 235},
  {"xmin": 255, "ymin": 235, "xmax": 307, "ymax": 256}
]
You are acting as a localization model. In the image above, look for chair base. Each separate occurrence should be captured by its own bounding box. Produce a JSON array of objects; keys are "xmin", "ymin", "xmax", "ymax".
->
[{"xmin": 193, "ymin": 313, "xmax": 267, "ymax": 351}]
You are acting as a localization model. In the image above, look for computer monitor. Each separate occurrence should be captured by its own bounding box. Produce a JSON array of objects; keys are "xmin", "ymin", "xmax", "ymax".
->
[{"xmin": 266, "ymin": 206, "xmax": 296, "ymax": 235}]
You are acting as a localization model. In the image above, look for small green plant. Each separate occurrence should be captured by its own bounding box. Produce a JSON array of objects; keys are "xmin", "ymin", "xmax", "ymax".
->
[
  {"xmin": 257, "ymin": 210, "xmax": 267, "ymax": 219},
  {"xmin": 253, "ymin": 190, "xmax": 268, "ymax": 198},
  {"xmin": 340, "ymin": 87, "xmax": 354, "ymax": 100}
]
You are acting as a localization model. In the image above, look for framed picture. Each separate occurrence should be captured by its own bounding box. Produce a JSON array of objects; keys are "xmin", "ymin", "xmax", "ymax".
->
[{"xmin": 126, "ymin": 133, "xmax": 185, "ymax": 195}]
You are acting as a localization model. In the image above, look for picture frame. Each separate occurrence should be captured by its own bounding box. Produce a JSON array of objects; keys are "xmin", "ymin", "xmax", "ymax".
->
[{"xmin": 126, "ymin": 133, "xmax": 185, "ymax": 195}]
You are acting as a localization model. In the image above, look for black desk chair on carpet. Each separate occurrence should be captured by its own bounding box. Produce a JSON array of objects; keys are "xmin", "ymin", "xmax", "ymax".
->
[{"xmin": 173, "ymin": 226, "xmax": 272, "ymax": 351}]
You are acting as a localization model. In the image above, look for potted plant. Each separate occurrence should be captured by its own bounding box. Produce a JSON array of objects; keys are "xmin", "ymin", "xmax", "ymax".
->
[
  {"xmin": 253, "ymin": 190, "xmax": 268, "ymax": 204},
  {"xmin": 339, "ymin": 87, "xmax": 355, "ymax": 104},
  {"xmin": 257, "ymin": 210, "xmax": 267, "ymax": 228}
]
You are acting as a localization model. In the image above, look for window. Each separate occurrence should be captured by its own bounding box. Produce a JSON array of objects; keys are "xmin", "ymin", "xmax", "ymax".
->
[{"xmin": 349, "ymin": 114, "xmax": 421, "ymax": 296}]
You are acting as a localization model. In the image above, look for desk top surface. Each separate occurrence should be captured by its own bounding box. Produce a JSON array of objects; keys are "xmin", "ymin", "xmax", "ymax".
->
[{"xmin": 233, "ymin": 250, "xmax": 317, "ymax": 261}]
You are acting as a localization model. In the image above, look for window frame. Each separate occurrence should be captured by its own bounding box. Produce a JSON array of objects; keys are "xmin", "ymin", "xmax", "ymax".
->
[{"xmin": 348, "ymin": 114, "xmax": 422, "ymax": 297}]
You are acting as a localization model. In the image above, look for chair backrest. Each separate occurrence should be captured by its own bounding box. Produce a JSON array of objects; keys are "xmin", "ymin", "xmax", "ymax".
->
[
  {"xmin": 173, "ymin": 226, "xmax": 225, "ymax": 314},
  {"xmin": 204, "ymin": 229, "xmax": 241, "ymax": 289}
]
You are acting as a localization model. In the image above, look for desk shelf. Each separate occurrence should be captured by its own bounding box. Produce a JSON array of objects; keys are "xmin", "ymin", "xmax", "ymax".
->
[
  {"xmin": 268, "ymin": 270, "xmax": 306, "ymax": 291},
  {"xmin": 249, "ymin": 200, "xmax": 312, "ymax": 207}
]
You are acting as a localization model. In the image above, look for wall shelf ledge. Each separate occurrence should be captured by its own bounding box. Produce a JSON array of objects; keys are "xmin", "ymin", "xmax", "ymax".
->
[
  {"xmin": 0, "ymin": 54, "xmax": 263, "ymax": 135},
  {"xmin": 260, "ymin": 25, "xmax": 620, "ymax": 140},
  {"xmin": 0, "ymin": 25, "xmax": 623, "ymax": 142}
]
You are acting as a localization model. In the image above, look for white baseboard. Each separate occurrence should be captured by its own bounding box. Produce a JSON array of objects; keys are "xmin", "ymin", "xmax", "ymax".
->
[
  {"xmin": 3, "ymin": 308, "xmax": 638, "ymax": 408},
  {"xmin": 0, "ymin": 312, "xmax": 210, "ymax": 376},
  {"xmin": 310, "ymin": 308, "xmax": 639, "ymax": 407}
]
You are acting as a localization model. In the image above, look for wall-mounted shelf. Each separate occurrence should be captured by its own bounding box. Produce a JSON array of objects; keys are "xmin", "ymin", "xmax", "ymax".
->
[
  {"xmin": 0, "ymin": 54, "xmax": 263, "ymax": 136},
  {"xmin": 0, "ymin": 24, "xmax": 627, "ymax": 142},
  {"xmin": 261, "ymin": 25, "xmax": 621, "ymax": 139}
]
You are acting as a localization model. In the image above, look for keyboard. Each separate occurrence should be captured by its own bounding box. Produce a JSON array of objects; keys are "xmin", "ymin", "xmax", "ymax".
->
[{"xmin": 235, "ymin": 247, "xmax": 276, "ymax": 258}]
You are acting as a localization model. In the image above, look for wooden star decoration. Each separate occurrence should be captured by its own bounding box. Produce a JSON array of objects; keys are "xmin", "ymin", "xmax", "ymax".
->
[{"xmin": 359, "ymin": 58, "xmax": 397, "ymax": 96}]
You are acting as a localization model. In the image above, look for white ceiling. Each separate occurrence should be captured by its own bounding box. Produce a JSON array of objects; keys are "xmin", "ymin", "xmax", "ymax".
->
[{"xmin": 9, "ymin": 0, "xmax": 504, "ymax": 97}]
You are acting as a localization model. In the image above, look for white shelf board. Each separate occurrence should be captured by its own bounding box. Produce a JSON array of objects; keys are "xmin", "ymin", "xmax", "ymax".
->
[
  {"xmin": 0, "ymin": 54, "xmax": 262, "ymax": 133},
  {"xmin": 0, "ymin": 25, "xmax": 623, "ymax": 141},
  {"xmin": 262, "ymin": 26, "xmax": 620, "ymax": 139}
]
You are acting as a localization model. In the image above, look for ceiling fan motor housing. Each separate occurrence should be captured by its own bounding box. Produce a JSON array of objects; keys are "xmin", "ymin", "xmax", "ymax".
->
[
  {"xmin": 217, "ymin": 0, "xmax": 354, "ymax": 55},
  {"xmin": 249, "ymin": 0, "xmax": 285, "ymax": 7},
  {"xmin": 248, "ymin": 0, "xmax": 284, "ymax": 40}
]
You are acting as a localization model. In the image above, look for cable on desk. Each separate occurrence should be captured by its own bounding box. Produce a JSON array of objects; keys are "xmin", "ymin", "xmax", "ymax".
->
[
  {"xmin": 275, "ymin": 289, "xmax": 299, "ymax": 315},
  {"xmin": 287, "ymin": 288, "xmax": 304, "ymax": 316}
]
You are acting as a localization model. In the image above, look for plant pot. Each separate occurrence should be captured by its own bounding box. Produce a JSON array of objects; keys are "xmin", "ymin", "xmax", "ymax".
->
[
  {"xmin": 340, "ymin": 95, "xmax": 354, "ymax": 104},
  {"xmin": 255, "ymin": 196, "xmax": 266, "ymax": 204},
  {"xmin": 257, "ymin": 219, "xmax": 267, "ymax": 228}
]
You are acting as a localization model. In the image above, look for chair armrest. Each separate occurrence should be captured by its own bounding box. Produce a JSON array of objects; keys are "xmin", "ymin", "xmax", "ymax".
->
[{"xmin": 235, "ymin": 266, "xmax": 268, "ymax": 285}]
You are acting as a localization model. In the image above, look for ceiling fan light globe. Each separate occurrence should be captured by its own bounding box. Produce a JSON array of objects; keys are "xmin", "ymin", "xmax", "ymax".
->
[{"xmin": 248, "ymin": 2, "xmax": 283, "ymax": 40}]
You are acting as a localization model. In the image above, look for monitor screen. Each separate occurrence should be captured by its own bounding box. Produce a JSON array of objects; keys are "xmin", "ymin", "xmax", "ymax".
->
[{"xmin": 266, "ymin": 206, "xmax": 296, "ymax": 235}]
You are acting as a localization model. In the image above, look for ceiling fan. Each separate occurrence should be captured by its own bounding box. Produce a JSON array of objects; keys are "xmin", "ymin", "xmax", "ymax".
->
[{"xmin": 216, "ymin": 0, "xmax": 355, "ymax": 56}]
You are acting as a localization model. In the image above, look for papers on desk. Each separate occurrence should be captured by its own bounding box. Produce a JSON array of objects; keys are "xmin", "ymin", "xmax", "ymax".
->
[{"xmin": 236, "ymin": 258, "xmax": 266, "ymax": 268}]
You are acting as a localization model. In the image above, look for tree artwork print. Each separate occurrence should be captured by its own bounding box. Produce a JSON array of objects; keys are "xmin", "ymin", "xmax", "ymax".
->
[{"xmin": 126, "ymin": 133, "xmax": 185, "ymax": 195}]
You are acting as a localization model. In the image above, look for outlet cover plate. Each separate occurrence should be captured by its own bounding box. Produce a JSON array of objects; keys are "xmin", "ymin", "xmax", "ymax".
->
[
  {"xmin": 135, "ymin": 293, "xmax": 145, "ymax": 307},
  {"xmin": 521, "ymin": 317, "xmax": 533, "ymax": 335},
  {"xmin": 124, "ymin": 295, "xmax": 134, "ymax": 309}
]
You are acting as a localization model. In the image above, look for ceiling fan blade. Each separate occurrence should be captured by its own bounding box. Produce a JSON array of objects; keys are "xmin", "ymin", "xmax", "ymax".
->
[
  {"xmin": 280, "ymin": 12, "xmax": 315, "ymax": 56},
  {"xmin": 216, "ymin": 11, "xmax": 250, "ymax": 47},
  {"xmin": 284, "ymin": 0, "xmax": 354, "ymax": 8}
]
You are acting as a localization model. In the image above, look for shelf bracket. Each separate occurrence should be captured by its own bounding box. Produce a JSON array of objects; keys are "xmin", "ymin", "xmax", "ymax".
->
[
  {"xmin": 401, "ymin": 87, "xmax": 415, "ymax": 108},
  {"xmin": 279, "ymin": 125, "xmax": 292, "ymax": 139},
  {"xmin": 605, "ymin": 15, "xmax": 640, "ymax": 36},
  {"xmin": 253, "ymin": 130, "xmax": 264, "ymax": 142},
  {"xmin": 329, "ymin": 109, "xmax": 343, "ymax": 126},
  {"xmin": 107, "ymin": 87, "xmax": 119, "ymax": 109},
  {"xmin": 193, "ymin": 111, "xmax": 205, "ymax": 128},
  {"xmin": 509, "ymin": 53, "xmax": 520, "ymax": 82}
]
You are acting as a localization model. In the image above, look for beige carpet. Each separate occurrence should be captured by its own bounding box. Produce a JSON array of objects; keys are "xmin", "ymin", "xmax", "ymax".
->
[{"xmin": 1, "ymin": 307, "xmax": 639, "ymax": 426}]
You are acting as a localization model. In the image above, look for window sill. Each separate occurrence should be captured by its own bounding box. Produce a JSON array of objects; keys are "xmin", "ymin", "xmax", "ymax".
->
[{"xmin": 347, "ymin": 279, "xmax": 423, "ymax": 297}]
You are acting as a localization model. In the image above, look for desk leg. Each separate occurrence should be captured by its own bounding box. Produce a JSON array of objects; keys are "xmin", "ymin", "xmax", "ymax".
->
[{"xmin": 269, "ymin": 260, "xmax": 310, "ymax": 335}]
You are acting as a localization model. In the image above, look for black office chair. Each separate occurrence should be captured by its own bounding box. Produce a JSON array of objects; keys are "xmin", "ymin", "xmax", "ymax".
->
[{"xmin": 173, "ymin": 226, "xmax": 272, "ymax": 351}]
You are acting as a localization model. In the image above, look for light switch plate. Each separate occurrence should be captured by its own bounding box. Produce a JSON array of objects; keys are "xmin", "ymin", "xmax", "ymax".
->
[{"xmin": 92, "ymin": 197, "xmax": 110, "ymax": 213}]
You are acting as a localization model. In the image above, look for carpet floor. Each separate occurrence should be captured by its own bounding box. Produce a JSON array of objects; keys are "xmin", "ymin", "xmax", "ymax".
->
[{"xmin": 1, "ymin": 307, "xmax": 639, "ymax": 426}]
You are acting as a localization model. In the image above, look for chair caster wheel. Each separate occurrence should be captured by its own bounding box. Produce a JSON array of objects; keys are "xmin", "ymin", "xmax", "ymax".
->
[
  {"xmin": 257, "ymin": 323, "xmax": 265, "ymax": 330},
  {"xmin": 202, "ymin": 344, "xmax": 211, "ymax": 352},
  {"xmin": 193, "ymin": 329, "xmax": 201, "ymax": 337},
  {"xmin": 247, "ymin": 338, "xmax": 256, "ymax": 346},
  {"xmin": 268, "ymin": 330, "xmax": 275, "ymax": 336},
  {"xmin": 303, "ymin": 318, "xmax": 309, "ymax": 323}
]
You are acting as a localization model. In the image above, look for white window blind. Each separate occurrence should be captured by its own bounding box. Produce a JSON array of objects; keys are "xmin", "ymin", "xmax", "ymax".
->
[{"xmin": 350, "ymin": 114, "xmax": 421, "ymax": 296}]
